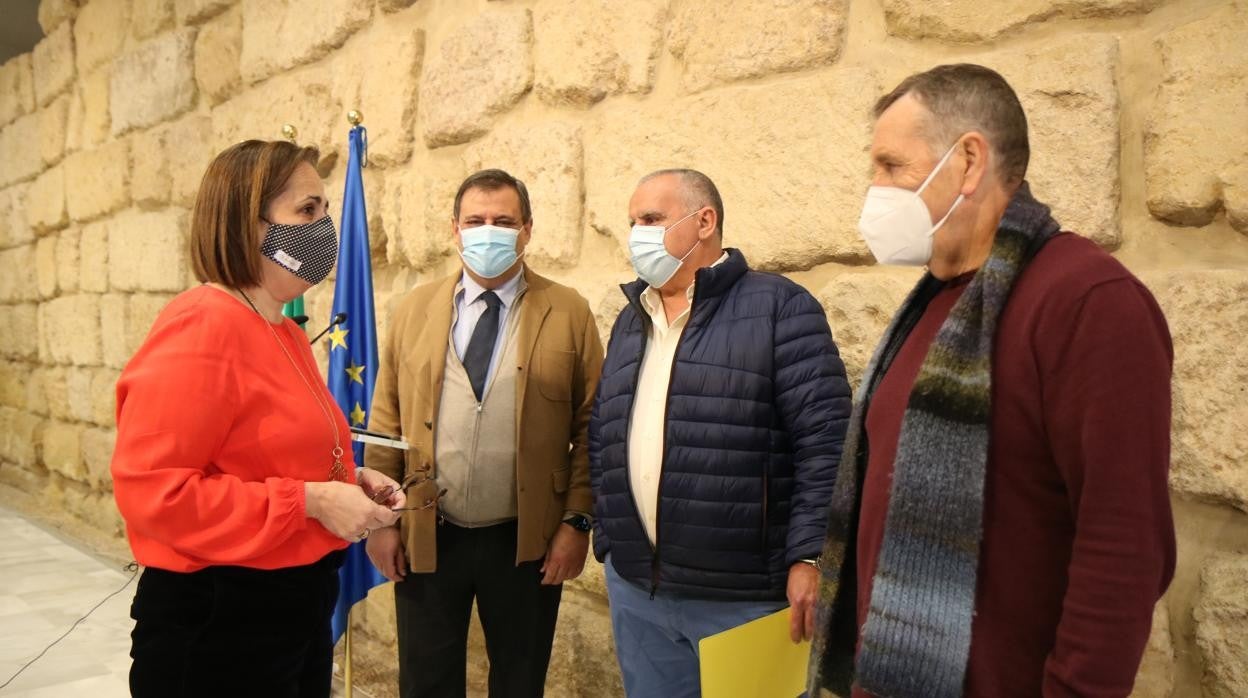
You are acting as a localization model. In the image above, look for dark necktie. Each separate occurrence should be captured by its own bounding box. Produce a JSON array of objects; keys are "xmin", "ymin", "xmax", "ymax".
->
[{"xmin": 462, "ymin": 290, "xmax": 502, "ymax": 401}]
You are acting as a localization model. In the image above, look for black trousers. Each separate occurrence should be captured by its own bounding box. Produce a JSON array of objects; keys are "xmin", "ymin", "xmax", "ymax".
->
[
  {"xmin": 394, "ymin": 521, "xmax": 562, "ymax": 698},
  {"xmin": 128, "ymin": 551, "xmax": 344, "ymax": 698}
]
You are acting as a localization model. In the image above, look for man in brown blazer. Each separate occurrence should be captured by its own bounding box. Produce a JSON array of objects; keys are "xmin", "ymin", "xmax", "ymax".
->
[{"xmin": 364, "ymin": 169, "xmax": 603, "ymax": 698}]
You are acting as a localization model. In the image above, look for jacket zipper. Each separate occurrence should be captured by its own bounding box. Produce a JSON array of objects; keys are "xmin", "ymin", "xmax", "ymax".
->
[
  {"xmin": 649, "ymin": 285, "xmax": 699, "ymax": 599},
  {"xmin": 619, "ymin": 290, "xmax": 655, "ymax": 569}
]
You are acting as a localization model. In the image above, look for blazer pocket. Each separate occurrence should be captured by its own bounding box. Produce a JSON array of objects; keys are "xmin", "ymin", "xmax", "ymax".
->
[
  {"xmin": 536, "ymin": 348, "xmax": 575, "ymax": 402},
  {"xmin": 552, "ymin": 466, "xmax": 571, "ymax": 493}
]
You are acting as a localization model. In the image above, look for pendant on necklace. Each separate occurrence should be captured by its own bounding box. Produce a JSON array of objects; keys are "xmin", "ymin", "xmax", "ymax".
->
[{"xmin": 330, "ymin": 446, "xmax": 348, "ymax": 482}]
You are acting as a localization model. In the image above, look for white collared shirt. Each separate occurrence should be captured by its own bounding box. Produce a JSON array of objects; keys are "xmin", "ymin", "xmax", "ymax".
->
[
  {"xmin": 452, "ymin": 268, "xmax": 527, "ymax": 394},
  {"xmin": 627, "ymin": 253, "xmax": 729, "ymax": 544}
]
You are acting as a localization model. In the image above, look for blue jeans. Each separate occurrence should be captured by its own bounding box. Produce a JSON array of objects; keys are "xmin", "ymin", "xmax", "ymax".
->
[{"xmin": 605, "ymin": 556, "xmax": 787, "ymax": 698}]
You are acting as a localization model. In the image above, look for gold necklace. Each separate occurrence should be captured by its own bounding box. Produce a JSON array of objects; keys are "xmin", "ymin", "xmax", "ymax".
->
[{"xmin": 239, "ymin": 289, "xmax": 348, "ymax": 482}]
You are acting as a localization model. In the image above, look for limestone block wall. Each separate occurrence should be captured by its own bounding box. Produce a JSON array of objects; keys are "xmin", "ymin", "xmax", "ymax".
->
[{"xmin": 0, "ymin": 0, "xmax": 1245, "ymax": 696}]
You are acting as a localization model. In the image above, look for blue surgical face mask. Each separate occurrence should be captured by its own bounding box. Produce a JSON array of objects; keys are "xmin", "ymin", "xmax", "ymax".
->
[
  {"xmin": 458, "ymin": 224, "xmax": 524, "ymax": 279},
  {"xmin": 628, "ymin": 209, "xmax": 702, "ymax": 289}
]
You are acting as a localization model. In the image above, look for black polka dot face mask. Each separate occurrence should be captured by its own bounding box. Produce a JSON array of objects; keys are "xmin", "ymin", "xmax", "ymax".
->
[{"xmin": 260, "ymin": 215, "xmax": 339, "ymax": 286}]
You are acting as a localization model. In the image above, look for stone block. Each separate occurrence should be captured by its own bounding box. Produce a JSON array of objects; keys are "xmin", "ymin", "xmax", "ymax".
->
[
  {"xmin": 56, "ymin": 228, "xmax": 81, "ymax": 294},
  {"xmin": 65, "ymin": 366, "xmax": 95, "ymax": 422},
  {"xmin": 79, "ymin": 219, "xmax": 110, "ymax": 292},
  {"xmin": 41, "ymin": 366, "xmax": 72, "ymax": 421},
  {"xmin": 0, "ymin": 303, "xmax": 39, "ymax": 361},
  {"xmin": 36, "ymin": 236, "xmax": 59, "ymax": 298},
  {"xmin": 80, "ymin": 427, "xmax": 116, "ymax": 487},
  {"xmin": 380, "ymin": 156, "xmax": 460, "ymax": 270},
  {"xmin": 64, "ymin": 139, "xmax": 131, "ymax": 222},
  {"xmin": 107, "ymin": 208, "xmax": 190, "ymax": 292},
  {"xmin": 110, "ymin": 29, "xmax": 198, "ymax": 136},
  {"xmin": 239, "ymin": 0, "xmax": 371, "ymax": 85},
  {"xmin": 79, "ymin": 65, "xmax": 112, "ymax": 149},
  {"xmin": 211, "ymin": 68, "xmax": 339, "ymax": 160},
  {"xmin": 131, "ymin": 0, "xmax": 176, "ymax": 39},
  {"xmin": 1, "ymin": 407, "xmax": 44, "ymax": 467},
  {"xmin": 984, "ymin": 35, "xmax": 1122, "ymax": 248},
  {"xmin": 0, "ymin": 245, "xmax": 39, "ymax": 302},
  {"xmin": 882, "ymin": 0, "xmax": 1160, "ymax": 42},
  {"xmin": 0, "ymin": 54, "xmax": 36, "ymax": 126},
  {"xmin": 1145, "ymin": 270, "xmax": 1248, "ymax": 513},
  {"xmin": 129, "ymin": 127, "xmax": 170, "ymax": 207},
  {"xmin": 1130, "ymin": 601, "xmax": 1175, "ymax": 698},
  {"xmin": 330, "ymin": 19, "xmax": 423, "ymax": 166},
  {"xmin": 667, "ymin": 0, "xmax": 848, "ymax": 93},
  {"xmin": 585, "ymin": 66, "xmax": 881, "ymax": 272},
  {"xmin": 194, "ymin": 4, "xmax": 241, "ymax": 107},
  {"xmin": 816, "ymin": 269, "xmax": 923, "ymax": 385},
  {"xmin": 174, "ymin": 0, "xmax": 233, "ymax": 24},
  {"xmin": 126, "ymin": 293, "xmax": 173, "ymax": 356},
  {"xmin": 38, "ymin": 94, "xmax": 70, "ymax": 166},
  {"xmin": 26, "ymin": 166, "xmax": 68, "ymax": 234},
  {"xmin": 42, "ymin": 420, "xmax": 85, "ymax": 481},
  {"xmin": 40, "ymin": 294, "xmax": 102, "ymax": 365},
  {"xmin": 1195, "ymin": 553, "xmax": 1248, "ymax": 698},
  {"xmin": 533, "ymin": 0, "xmax": 665, "ymax": 106},
  {"xmin": 0, "ymin": 361, "xmax": 24, "ymax": 408},
  {"xmin": 418, "ymin": 6, "xmax": 533, "ymax": 147},
  {"xmin": 90, "ymin": 367, "xmax": 119, "ymax": 425},
  {"xmin": 463, "ymin": 121, "xmax": 584, "ymax": 268},
  {"xmin": 378, "ymin": 0, "xmax": 417, "ymax": 10},
  {"xmin": 75, "ymin": 0, "xmax": 131, "ymax": 77},
  {"xmin": 32, "ymin": 22, "xmax": 75, "ymax": 107},
  {"xmin": 0, "ymin": 183, "xmax": 35, "ymax": 249},
  {"xmin": 164, "ymin": 114, "xmax": 213, "ymax": 207},
  {"xmin": 0, "ymin": 113, "xmax": 44, "ymax": 187},
  {"xmin": 38, "ymin": 0, "xmax": 82, "ymax": 33},
  {"xmin": 1145, "ymin": 2, "xmax": 1248, "ymax": 234}
]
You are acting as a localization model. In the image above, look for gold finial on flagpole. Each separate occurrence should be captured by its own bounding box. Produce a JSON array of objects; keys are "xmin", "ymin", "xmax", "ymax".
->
[
  {"xmin": 347, "ymin": 110, "xmax": 363, "ymax": 126},
  {"xmin": 281, "ymin": 123, "xmax": 298, "ymax": 143}
]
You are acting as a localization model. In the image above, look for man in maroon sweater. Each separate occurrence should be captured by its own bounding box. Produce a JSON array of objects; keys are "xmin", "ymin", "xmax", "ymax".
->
[{"xmin": 807, "ymin": 65, "xmax": 1175, "ymax": 698}]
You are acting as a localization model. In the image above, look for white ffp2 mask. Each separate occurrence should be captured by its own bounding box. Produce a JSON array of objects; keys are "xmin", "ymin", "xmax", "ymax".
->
[{"xmin": 857, "ymin": 142, "xmax": 965, "ymax": 266}]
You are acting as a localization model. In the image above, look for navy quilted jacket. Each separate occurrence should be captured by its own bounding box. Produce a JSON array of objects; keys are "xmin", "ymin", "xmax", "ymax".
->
[{"xmin": 590, "ymin": 249, "xmax": 851, "ymax": 600}]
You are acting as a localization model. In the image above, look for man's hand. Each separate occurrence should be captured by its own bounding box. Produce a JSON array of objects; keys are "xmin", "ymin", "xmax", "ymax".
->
[
  {"xmin": 540, "ymin": 524, "xmax": 589, "ymax": 585},
  {"xmin": 366, "ymin": 526, "xmax": 408, "ymax": 583},
  {"xmin": 787, "ymin": 561, "xmax": 819, "ymax": 643}
]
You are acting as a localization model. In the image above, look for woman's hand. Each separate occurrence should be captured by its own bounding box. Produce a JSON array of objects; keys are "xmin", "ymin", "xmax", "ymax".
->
[
  {"xmin": 305, "ymin": 481, "xmax": 400, "ymax": 542},
  {"xmin": 355, "ymin": 467, "xmax": 408, "ymax": 510}
]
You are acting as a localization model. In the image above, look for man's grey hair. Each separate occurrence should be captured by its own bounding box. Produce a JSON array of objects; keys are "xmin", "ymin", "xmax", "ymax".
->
[
  {"xmin": 874, "ymin": 63, "xmax": 1029, "ymax": 187},
  {"xmin": 638, "ymin": 168, "xmax": 725, "ymax": 238}
]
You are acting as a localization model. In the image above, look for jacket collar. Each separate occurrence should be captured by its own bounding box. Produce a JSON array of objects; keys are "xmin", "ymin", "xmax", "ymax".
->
[{"xmin": 621, "ymin": 247, "xmax": 749, "ymax": 309}]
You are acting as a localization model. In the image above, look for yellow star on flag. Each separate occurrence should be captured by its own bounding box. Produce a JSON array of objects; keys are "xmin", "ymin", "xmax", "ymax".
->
[
  {"xmin": 349, "ymin": 402, "xmax": 367, "ymax": 426},
  {"xmin": 345, "ymin": 362, "xmax": 366, "ymax": 384},
  {"xmin": 326, "ymin": 326, "xmax": 349, "ymax": 351}
]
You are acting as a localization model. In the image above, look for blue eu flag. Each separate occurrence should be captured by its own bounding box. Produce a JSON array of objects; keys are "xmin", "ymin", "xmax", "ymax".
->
[{"xmin": 326, "ymin": 125, "xmax": 384, "ymax": 643}]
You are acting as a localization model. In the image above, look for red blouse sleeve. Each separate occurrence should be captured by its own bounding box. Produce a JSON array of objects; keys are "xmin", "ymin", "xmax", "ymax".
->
[{"xmin": 110, "ymin": 308, "xmax": 310, "ymax": 565}]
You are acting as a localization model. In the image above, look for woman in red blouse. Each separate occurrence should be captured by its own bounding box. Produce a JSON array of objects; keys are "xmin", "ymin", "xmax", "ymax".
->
[{"xmin": 111, "ymin": 140, "xmax": 405, "ymax": 697}]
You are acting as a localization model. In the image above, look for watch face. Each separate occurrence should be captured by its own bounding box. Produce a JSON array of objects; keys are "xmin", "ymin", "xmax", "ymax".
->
[{"xmin": 567, "ymin": 516, "xmax": 591, "ymax": 532}]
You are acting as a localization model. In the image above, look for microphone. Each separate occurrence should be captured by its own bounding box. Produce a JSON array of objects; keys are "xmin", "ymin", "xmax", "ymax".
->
[
  {"xmin": 310, "ymin": 312, "xmax": 348, "ymax": 345},
  {"xmin": 290, "ymin": 314, "xmax": 309, "ymax": 326}
]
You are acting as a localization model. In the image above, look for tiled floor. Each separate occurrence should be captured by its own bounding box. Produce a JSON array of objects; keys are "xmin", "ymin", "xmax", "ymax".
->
[
  {"xmin": 0, "ymin": 507, "xmax": 135, "ymax": 697},
  {"xmin": 0, "ymin": 505, "xmax": 369, "ymax": 697}
]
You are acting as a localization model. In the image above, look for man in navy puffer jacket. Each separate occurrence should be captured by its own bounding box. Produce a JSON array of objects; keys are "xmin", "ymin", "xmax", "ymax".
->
[{"xmin": 591, "ymin": 169, "xmax": 851, "ymax": 697}]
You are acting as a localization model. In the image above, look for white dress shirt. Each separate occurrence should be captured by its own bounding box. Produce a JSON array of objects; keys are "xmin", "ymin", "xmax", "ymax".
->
[{"xmin": 451, "ymin": 267, "xmax": 527, "ymax": 395}]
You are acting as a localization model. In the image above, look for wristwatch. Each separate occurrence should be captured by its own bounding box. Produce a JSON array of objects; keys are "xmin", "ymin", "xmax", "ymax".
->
[{"xmin": 563, "ymin": 514, "xmax": 592, "ymax": 533}]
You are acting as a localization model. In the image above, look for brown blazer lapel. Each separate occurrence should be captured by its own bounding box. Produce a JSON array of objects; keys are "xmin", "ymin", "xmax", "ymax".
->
[
  {"xmin": 515, "ymin": 266, "xmax": 552, "ymax": 432},
  {"xmin": 418, "ymin": 273, "xmax": 459, "ymax": 460}
]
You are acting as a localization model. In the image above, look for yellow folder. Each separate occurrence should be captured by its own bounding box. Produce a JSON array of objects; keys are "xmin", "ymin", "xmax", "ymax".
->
[{"xmin": 699, "ymin": 607, "xmax": 810, "ymax": 698}]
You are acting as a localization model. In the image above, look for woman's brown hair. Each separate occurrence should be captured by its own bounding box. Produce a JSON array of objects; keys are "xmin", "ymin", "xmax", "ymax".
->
[{"xmin": 190, "ymin": 140, "xmax": 321, "ymax": 288}]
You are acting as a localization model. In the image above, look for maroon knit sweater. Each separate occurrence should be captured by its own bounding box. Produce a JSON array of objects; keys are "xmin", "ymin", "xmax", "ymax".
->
[{"xmin": 853, "ymin": 233, "xmax": 1175, "ymax": 698}]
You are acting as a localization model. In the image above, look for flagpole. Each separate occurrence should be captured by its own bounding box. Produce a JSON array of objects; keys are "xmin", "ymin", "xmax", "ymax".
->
[{"xmin": 344, "ymin": 608, "xmax": 354, "ymax": 698}]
